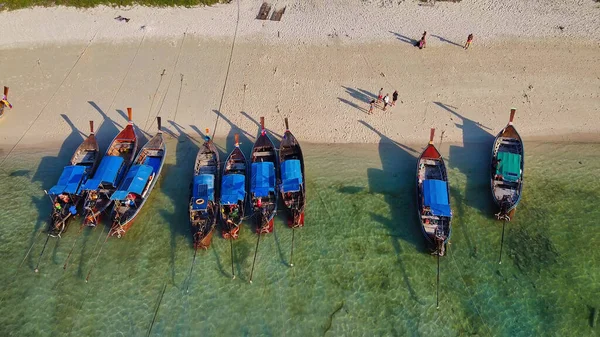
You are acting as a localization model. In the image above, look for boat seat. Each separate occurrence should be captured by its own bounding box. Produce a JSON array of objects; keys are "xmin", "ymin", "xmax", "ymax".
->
[
  {"xmin": 254, "ymin": 151, "xmax": 274, "ymax": 157},
  {"xmin": 423, "ymin": 159, "xmax": 438, "ymax": 166}
]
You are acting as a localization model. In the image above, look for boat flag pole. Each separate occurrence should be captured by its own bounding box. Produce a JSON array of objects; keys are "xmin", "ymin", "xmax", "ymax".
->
[
  {"xmin": 290, "ymin": 227, "xmax": 295, "ymax": 267},
  {"xmin": 436, "ymin": 242, "xmax": 441, "ymax": 309},
  {"xmin": 249, "ymin": 224, "xmax": 262, "ymax": 284},
  {"xmin": 34, "ymin": 190, "xmax": 56, "ymax": 272},
  {"xmin": 33, "ymin": 234, "xmax": 51, "ymax": 273},
  {"xmin": 185, "ymin": 246, "xmax": 199, "ymax": 293},
  {"xmin": 85, "ymin": 227, "xmax": 112, "ymax": 282},
  {"xmin": 498, "ymin": 220, "xmax": 506, "ymax": 264},
  {"xmin": 63, "ymin": 224, "xmax": 85, "ymax": 270},
  {"xmin": 19, "ymin": 231, "xmax": 43, "ymax": 267}
]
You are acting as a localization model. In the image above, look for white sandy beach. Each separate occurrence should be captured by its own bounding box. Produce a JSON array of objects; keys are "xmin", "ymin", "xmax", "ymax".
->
[{"xmin": 0, "ymin": 0, "xmax": 599, "ymax": 156}]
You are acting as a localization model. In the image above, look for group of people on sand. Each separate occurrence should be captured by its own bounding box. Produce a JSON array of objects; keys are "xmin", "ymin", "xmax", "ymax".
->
[
  {"xmin": 416, "ymin": 31, "xmax": 474, "ymax": 50},
  {"xmin": 368, "ymin": 88, "xmax": 398, "ymax": 114}
]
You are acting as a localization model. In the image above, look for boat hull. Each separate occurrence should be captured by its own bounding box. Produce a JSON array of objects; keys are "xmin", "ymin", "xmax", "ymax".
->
[
  {"xmin": 490, "ymin": 124, "xmax": 524, "ymax": 221},
  {"xmin": 416, "ymin": 143, "xmax": 452, "ymax": 256}
]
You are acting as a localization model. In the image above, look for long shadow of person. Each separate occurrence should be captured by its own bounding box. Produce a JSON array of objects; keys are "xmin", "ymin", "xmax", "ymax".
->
[
  {"xmin": 433, "ymin": 102, "xmax": 495, "ymax": 256},
  {"xmin": 352, "ymin": 120, "xmax": 425, "ymax": 303},
  {"xmin": 158, "ymin": 121, "xmax": 198, "ymax": 284},
  {"xmin": 389, "ymin": 31, "xmax": 418, "ymax": 46},
  {"xmin": 431, "ymin": 35, "xmax": 464, "ymax": 48}
]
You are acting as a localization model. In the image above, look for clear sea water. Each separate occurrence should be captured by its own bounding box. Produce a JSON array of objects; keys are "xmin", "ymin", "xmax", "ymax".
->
[{"xmin": 1, "ymin": 128, "xmax": 599, "ymax": 336}]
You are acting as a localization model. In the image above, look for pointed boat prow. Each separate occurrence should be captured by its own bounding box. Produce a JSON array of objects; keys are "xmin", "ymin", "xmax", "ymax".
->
[
  {"xmin": 157, "ymin": 117, "xmax": 162, "ymax": 132},
  {"xmin": 429, "ymin": 128, "xmax": 435, "ymax": 145},
  {"xmin": 509, "ymin": 108, "xmax": 516, "ymax": 125},
  {"xmin": 284, "ymin": 117, "xmax": 289, "ymax": 131},
  {"xmin": 260, "ymin": 117, "xmax": 266, "ymax": 135},
  {"xmin": 234, "ymin": 133, "xmax": 240, "ymax": 147},
  {"xmin": 205, "ymin": 128, "xmax": 210, "ymax": 141},
  {"xmin": 3, "ymin": 86, "xmax": 8, "ymax": 97},
  {"xmin": 89, "ymin": 121, "xmax": 95, "ymax": 135}
]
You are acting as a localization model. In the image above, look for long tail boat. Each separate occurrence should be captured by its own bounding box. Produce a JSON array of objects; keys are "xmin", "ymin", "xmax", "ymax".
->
[
  {"xmin": 491, "ymin": 109, "xmax": 524, "ymax": 222},
  {"xmin": 189, "ymin": 130, "xmax": 220, "ymax": 250},
  {"xmin": 47, "ymin": 121, "xmax": 100, "ymax": 237},
  {"xmin": 250, "ymin": 117, "xmax": 278, "ymax": 233},
  {"xmin": 279, "ymin": 118, "xmax": 305, "ymax": 228},
  {"xmin": 0, "ymin": 86, "xmax": 13, "ymax": 118},
  {"xmin": 109, "ymin": 117, "xmax": 166, "ymax": 238},
  {"xmin": 416, "ymin": 128, "xmax": 452, "ymax": 256},
  {"xmin": 81, "ymin": 108, "xmax": 138, "ymax": 227},
  {"xmin": 220, "ymin": 134, "xmax": 248, "ymax": 240}
]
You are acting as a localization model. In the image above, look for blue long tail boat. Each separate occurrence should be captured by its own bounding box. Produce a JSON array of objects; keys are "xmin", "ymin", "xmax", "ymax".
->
[
  {"xmin": 279, "ymin": 118, "xmax": 305, "ymax": 228},
  {"xmin": 189, "ymin": 129, "xmax": 220, "ymax": 250},
  {"xmin": 81, "ymin": 107, "xmax": 138, "ymax": 227},
  {"xmin": 109, "ymin": 117, "xmax": 166, "ymax": 238},
  {"xmin": 416, "ymin": 128, "xmax": 452, "ymax": 256},
  {"xmin": 220, "ymin": 134, "xmax": 248, "ymax": 240},
  {"xmin": 250, "ymin": 117, "xmax": 278, "ymax": 234},
  {"xmin": 48, "ymin": 121, "xmax": 100, "ymax": 237}
]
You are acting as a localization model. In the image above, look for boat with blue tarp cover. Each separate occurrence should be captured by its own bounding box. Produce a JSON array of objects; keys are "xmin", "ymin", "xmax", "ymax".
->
[
  {"xmin": 279, "ymin": 118, "xmax": 306, "ymax": 228},
  {"xmin": 250, "ymin": 117, "xmax": 278, "ymax": 234},
  {"xmin": 47, "ymin": 121, "xmax": 100, "ymax": 237},
  {"xmin": 416, "ymin": 128, "xmax": 452, "ymax": 256},
  {"xmin": 220, "ymin": 133, "xmax": 247, "ymax": 240},
  {"xmin": 189, "ymin": 130, "xmax": 220, "ymax": 250},
  {"xmin": 82, "ymin": 107, "xmax": 138, "ymax": 227},
  {"xmin": 109, "ymin": 117, "xmax": 166, "ymax": 238},
  {"xmin": 491, "ymin": 108, "xmax": 524, "ymax": 222}
]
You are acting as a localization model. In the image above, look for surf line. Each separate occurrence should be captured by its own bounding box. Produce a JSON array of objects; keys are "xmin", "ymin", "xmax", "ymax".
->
[
  {"xmin": 0, "ymin": 30, "xmax": 100, "ymax": 170},
  {"xmin": 211, "ymin": 0, "xmax": 241, "ymax": 140},
  {"xmin": 145, "ymin": 29, "xmax": 188, "ymax": 133}
]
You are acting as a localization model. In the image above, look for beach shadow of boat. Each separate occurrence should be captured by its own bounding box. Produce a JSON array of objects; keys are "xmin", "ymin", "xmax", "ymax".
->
[
  {"xmin": 88, "ymin": 101, "xmax": 122, "ymax": 151},
  {"xmin": 389, "ymin": 31, "xmax": 418, "ymax": 46},
  {"xmin": 431, "ymin": 35, "xmax": 463, "ymax": 48},
  {"xmin": 356, "ymin": 120, "xmax": 424, "ymax": 303},
  {"xmin": 239, "ymin": 110, "xmax": 283, "ymax": 141},
  {"xmin": 434, "ymin": 102, "xmax": 495, "ymax": 255},
  {"xmin": 158, "ymin": 121, "xmax": 198, "ymax": 284}
]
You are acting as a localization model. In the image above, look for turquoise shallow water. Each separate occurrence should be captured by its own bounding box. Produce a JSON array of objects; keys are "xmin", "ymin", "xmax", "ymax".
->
[{"xmin": 0, "ymin": 131, "xmax": 599, "ymax": 336}]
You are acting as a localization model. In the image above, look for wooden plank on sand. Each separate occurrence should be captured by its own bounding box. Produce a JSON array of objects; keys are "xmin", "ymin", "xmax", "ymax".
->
[
  {"xmin": 270, "ymin": 6, "xmax": 286, "ymax": 21},
  {"xmin": 257, "ymin": 3, "xmax": 272, "ymax": 20}
]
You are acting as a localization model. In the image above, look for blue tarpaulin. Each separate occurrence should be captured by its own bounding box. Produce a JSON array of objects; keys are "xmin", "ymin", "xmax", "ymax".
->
[
  {"xmin": 281, "ymin": 159, "xmax": 303, "ymax": 193},
  {"xmin": 82, "ymin": 156, "xmax": 124, "ymax": 190},
  {"xmin": 49, "ymin": 165, "xmax": 87, "ymax": 195},
  {"xmin": 422, "ymin": 179, "xmax": 452, "ymax": 217},
  {"xmin": 144, "ymin": 156, "xmax": 162, "ymax": 174},
  {"xmin": 221, "ymin": 174, "xmax": 246, "ymax": 205},
  {"xmin": 111, "ymin": 164, "xmax": 153, "ymax": 200},
  {"xmin": 191, "ymin": 174, "xmax": 214, "ymax": 211},
  {"xmin": 251, "ymin": 162, "xmax": 275, "ymax": 198}
]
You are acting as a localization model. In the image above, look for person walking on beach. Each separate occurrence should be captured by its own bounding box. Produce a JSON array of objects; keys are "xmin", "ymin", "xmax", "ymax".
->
[
  {"xmin": 418, "ymin": 31, "xmax": 427, "ymax": 49},
  {"xmin": 392, "ymin": 90, "xmax": 398, "ymax": 107},
  {"xmin": 377, "ymin": 88, "xmax": 383, "ymax": 103},
  {"xmin": 368, "ymin": 99, "xmax": 376, "ymax": 115},
  {"xmin": 383, "ymin": 94, "xmax": 390, "ymax": 111},
  {"xmin": 464, "ymin": 34, "xmax": 474, "ymax": 49}
]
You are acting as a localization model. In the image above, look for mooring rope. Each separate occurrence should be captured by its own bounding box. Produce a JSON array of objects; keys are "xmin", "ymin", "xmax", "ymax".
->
[
  {"xmin": 146, "ymin": 30, "xmax": 188, "ymax": 133},
  {"xmin": 211, "ymin": 0, "xmax": 241, "ymax": 140},
  {"xmin": 0, "ymin": 30, "xmax": 100, "ymax": 170}
]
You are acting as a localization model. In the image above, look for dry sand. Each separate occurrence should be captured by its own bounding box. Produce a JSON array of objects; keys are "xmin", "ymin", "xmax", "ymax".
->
[{"xmin": 0, "ymin": 0, "xmax": 599, "ymax": 158}]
